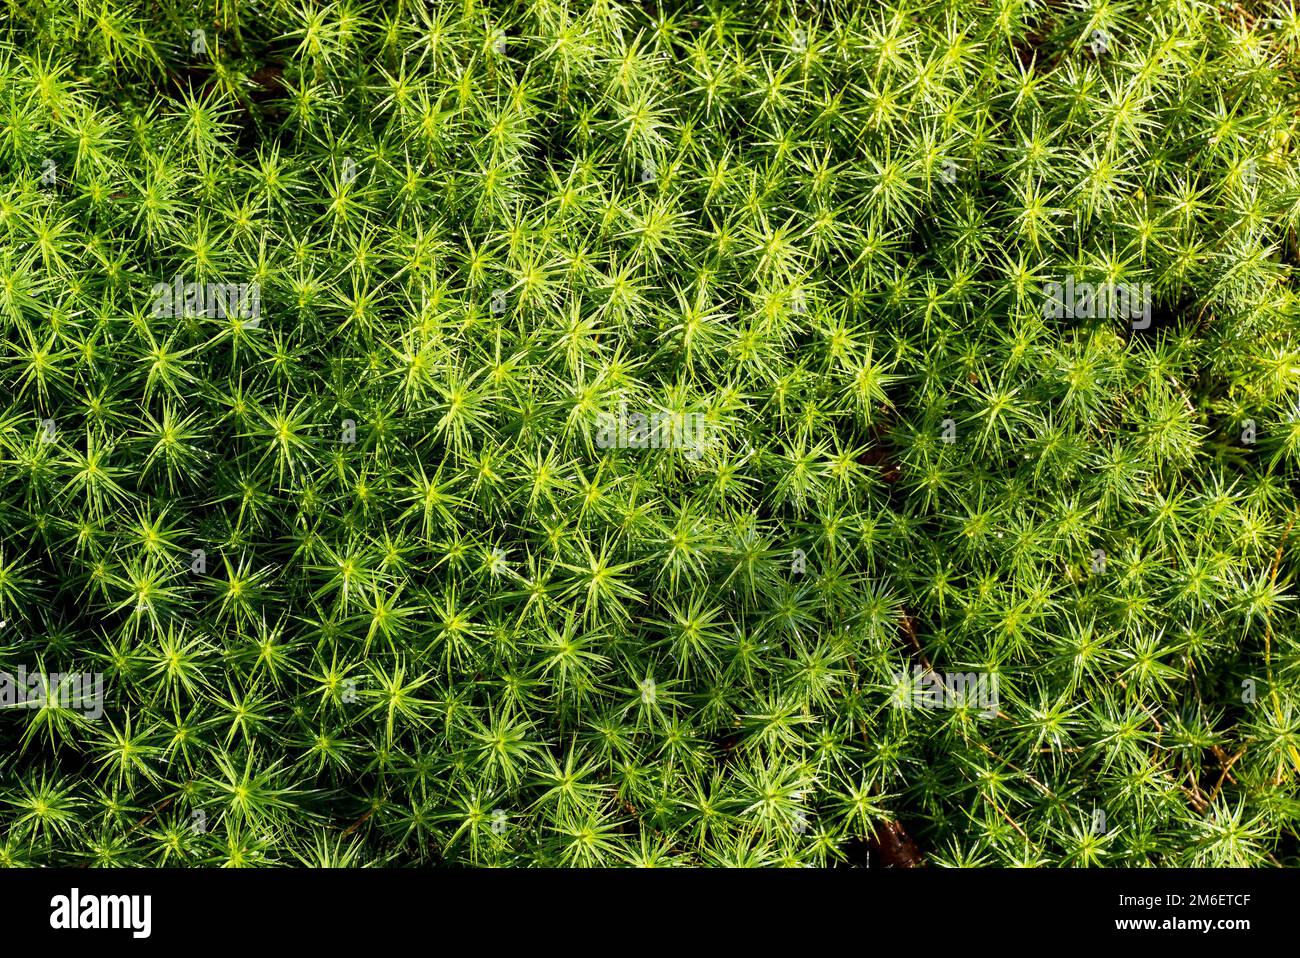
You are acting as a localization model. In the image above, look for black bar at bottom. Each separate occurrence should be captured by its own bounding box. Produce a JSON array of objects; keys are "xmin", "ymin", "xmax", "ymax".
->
[{"xmin": 0, "ymin": 867, "xmax": 1278, "ymax": 945}]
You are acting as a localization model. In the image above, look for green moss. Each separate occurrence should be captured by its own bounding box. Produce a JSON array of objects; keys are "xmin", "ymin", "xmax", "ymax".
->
[{"xmin": 1, "ymin": 0, "xmax": 1300, "ymax": 866}]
